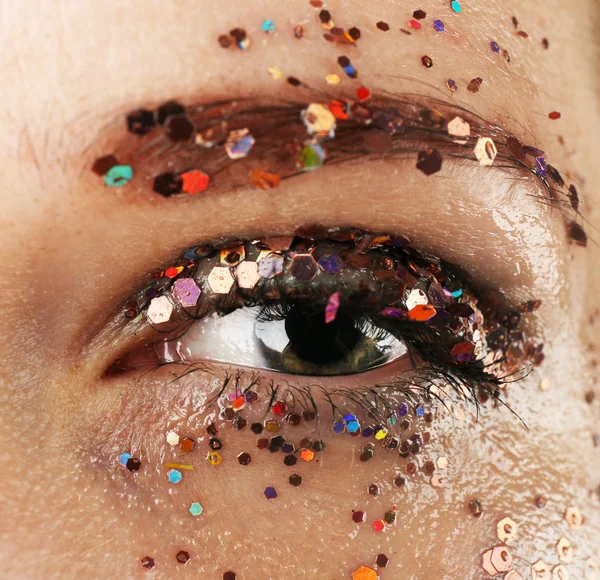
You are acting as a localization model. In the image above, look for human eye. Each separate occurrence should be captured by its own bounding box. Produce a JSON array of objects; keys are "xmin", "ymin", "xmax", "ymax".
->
[{"xmin": 110, "ymin": 224, "xmax": 539, "ymax": 421}]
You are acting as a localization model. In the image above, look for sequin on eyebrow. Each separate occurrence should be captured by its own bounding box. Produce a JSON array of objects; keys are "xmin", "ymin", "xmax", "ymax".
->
[
  {"xmin": 224, "ymin": 128, "xmax": 255, "ymax": 159},
  {"xmin": 104, "ymin": 164, "xmax": 133, "ymax": 187},
  {"xmin": 474, "ymin": 137, "xmax": 497, "ymax": 166},
  {"xmin": 416, "ymin": 148, "xmax": 442, "ymax": 175}
]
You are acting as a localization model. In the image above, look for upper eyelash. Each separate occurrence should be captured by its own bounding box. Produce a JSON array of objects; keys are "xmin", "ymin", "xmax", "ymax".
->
[{"xmin": 118, "ymin": 227, "xmax": 540, "ymax": 430}]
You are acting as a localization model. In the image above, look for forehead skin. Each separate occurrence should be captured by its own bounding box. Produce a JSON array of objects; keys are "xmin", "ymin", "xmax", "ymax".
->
[{"xmin": 0, "ymin": 1, "xmax": 599, "ymax": 579}]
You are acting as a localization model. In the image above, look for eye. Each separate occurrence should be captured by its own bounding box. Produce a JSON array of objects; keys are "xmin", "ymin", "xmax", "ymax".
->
[
  {"xmin": 115, "ymin": 226, "xmax": 507, "ymax": 390},
  {"xmin": 158, "ymin": 304, "xmax": 408, "ymax": 376}
]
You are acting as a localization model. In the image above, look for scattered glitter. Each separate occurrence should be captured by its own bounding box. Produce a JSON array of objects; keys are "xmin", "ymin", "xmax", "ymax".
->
[
  {"xmin": 300, "ymin": 449, "xmax": 315, "ymax": 462},
  {"xmin": 267, "ymin": 66, "xmax": 282, "ymax": 80},
  {"xmin": 225, "ymin": 128, "xmax": 255, "ymax": 159},
  {"xmin": 564, "ymin": 506, "xmax": 583, "ymax": 530},
  {"xmin": 482, "ymin": 547, "xmax": 513, "ymax": 575},
  {"xmin": 289, "ymin": 474, "xmax": 302, "ymax": 487},
  {"xmin": 356, "ymin": 86, "xmax": 371, "ymax": 102},
  {"xmin": 167, "ymin": 469, "xmax": 182, "ymax": 484},
  {"xmin": 352, "ymin": 510, "xmax": 366, "ymax": 523},
  {"xmin": 352, "ymin": 566, "xmax": 377, "ymax": 580},
  {"xmin": 299, "ymin": 142, "xmax": 325, "ymax": 170},
  {"xmin": 474, "ymin": 137, "xmax": 497, "ymax": 166},
  {"xmin": 141, "ymin": 556, "xmax": 155, "ymax": 569},
  {"xmin": 207, "ymin": 266, "xmax": 235, "ymax": 294},
  {"xmin": 421, "ymin": 55, "xmax": 433, "ymax": 68},
  {"xmin": 147, "ymin": 295, "xmax": 174, "ymax": 324},
  {"xmin": 262, "ymin": 19, "xmax": 275, "ymax": 33},
  {"xmin": 207, "ymin": 451, "xmax": 222, "ymax": 465},
  {"xmin": 469, "ymin": 499, "xmax": 483, "ymax": 517},
  {"xmin": 433, "ymin": 20, "xmax": 445, "ymax": 32},
  {"xmin": 189, "ymin": 502, "xmax": 203, "ymax": 517},
  {"xmin": 531, "ymin": 560, "xmax": 550, "ymax": 579},
  {"xmin": 165, "ymin": 115, "xmax": 195, "ymax": 142},
  {"xmin": 172, "ymin": 278, "xmax": 201, "ymax": 308},
  {"xmin": 337, "ymin": 55, "xmax": 357, "ymax": 78},
  {"xmin": 467, "ymin": 77, "xmax": 483, "ymax": 93},
  {"xmin": 303, "ymin": 103, "xmax": 336, "ymax": 137},
  {"xmin": 92, "ymin": 154, "xmax": 118, "ymax": 176},
  {"xmin": 376, "ymin": 21, "xmax": 390, "ymax": 31},
  {"xmin": 497, "ymin": 517, "xmax": 518, "ymax": 544},
  {"xmin": 549, "ymin": 111, "xmax": 561, "ymax": 120},
  {"xmin": 416, "ymin": 148, "xmax": 443, "ymax": 175},
  {"xmin": 264, "ymin": 486, "xmax": 278, "ymax": 499},
  {"xmin": 448, "ymin": 116, "xmax": 470, "ymax": 139},
  {"xmin": 557, "ymin": 537, "xmax": 574, "ymax": 564},
  {"xmin": 181, "ymin": 437, "xmax": 196, "ymax": 452},
  {"xmin": 164, "ymin": 463, "xmax": 193, "ymax": 470},
  {"xmin": 180, "ymin": 170, "xmax": 210, "ymax": 194},
  {"xmin": 490, "ymin": 41, "xmax": 500, "ymax": 53},
  {"xmin": 176, "ymin": 551, "xmax": 190, "ymax": 564},
  {"xmin": 104, "ymin": 165, "xmax": 133, "ymax": 187},
  {"xmin": 153, "ymin": 172, "xmax": 182, "ymax": 197},
  {"xmin": 325, "ymin": 292, "xmax": 341, "ymax": 323},
  {"xmin": 250, "ymin": 170, "xmax": 280, "ymax": 189}
]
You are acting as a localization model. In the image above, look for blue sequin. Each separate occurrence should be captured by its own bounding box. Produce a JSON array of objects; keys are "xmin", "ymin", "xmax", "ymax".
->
[
  {"xmin": 361, "ymin": 426, "xmax": 375, "ymax": 438},
  {"xmin": 415, "ymin": 405, "xmax": 425, "ymax": 417},
  {"xmin": 333, "ymin": 422, "xmax": 346, "ymax": 434},
  {"xmin": 262, "ymin": 19, "xmax": 275, "ymax": 33},
  {"xmin": 104, "ymin": 165, "xmax": 133, "ymax": 187},
  {"xmin": 347, "ymin": 420, "xmax": 360, "ymax": 433},
  {"xmin": 119, "ymin": 452, "xmax": 132, "ymax": 467}
]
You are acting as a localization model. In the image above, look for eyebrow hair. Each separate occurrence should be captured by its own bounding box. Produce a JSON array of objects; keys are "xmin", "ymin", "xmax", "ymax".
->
[{"xmin": 92, "ymin": 92, "xmax": 587, "ymax": 246}]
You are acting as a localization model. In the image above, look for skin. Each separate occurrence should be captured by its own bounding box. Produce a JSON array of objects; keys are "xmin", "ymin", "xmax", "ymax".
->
[{"xmin": 0, "ymin": 0, "xmax": 599, "ymax": 578}]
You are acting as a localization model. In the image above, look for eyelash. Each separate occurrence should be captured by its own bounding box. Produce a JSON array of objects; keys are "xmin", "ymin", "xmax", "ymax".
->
[{"xmin": 117, "ymin": 227, "xmax": 540, "ymax": 430}]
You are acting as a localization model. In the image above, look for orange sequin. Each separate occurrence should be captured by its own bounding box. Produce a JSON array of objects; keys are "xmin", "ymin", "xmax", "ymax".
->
[
  {"xmin": 232, "ymin": 396, "xmax": 245, "ymax": 411},
  {"xmin": 352, "ymin": 566, "xmax": 377, "ymax": 580},
  {"xmin": 329, "ymin": 99, "xmax": 349, "ymax": 120},
  {"xmin": 408, "ymin": 304, "xmax": 437, "ymax": 321},
  {"xmin": 300, "ymin": 449, "xmax": 315, "ymax": 462},
  {"xmin": 181, "ymin": 170, "xmax": 210, "ymax": 195},
  {"xmin": 250, "ymin": 170, "xmax": 280, "ymax": 190}
]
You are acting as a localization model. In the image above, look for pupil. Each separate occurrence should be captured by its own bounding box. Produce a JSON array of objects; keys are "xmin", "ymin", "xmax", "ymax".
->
[{"xmin": 284, "ymin": 305, "xmax": 361, "ymax": 364}]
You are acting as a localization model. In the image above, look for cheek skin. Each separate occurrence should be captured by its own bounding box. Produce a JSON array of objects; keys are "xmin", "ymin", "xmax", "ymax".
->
[{"xmin": 20, "ymin": 357, "xmax": 594, "ymax": 579}]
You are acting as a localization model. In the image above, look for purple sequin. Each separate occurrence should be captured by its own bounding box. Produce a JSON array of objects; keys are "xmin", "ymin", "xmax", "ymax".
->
[
  {"xmin": 318, "ymin": 254, "xmax": 344, "ymax": 274},
  {"xmin": 433, "ymin": 19, "xmax": 445, "ymax": 32},
  {"xmin": 172, "ymin": 278, "xmax": 201, "ymax": 308},
  {"xmin": 535, "ymin": 157, "xmax": 547, "ymax": 177}
]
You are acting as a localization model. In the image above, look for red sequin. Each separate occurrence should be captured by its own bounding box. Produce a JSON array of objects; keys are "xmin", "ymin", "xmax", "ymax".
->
[{"xmin": 181, "ymin": 170, "xmax": 210, "ymax": 195}]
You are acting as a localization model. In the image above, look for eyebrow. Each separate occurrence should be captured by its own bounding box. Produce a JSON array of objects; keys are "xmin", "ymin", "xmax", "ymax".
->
[{"xmin": 90, "ymin": 92, "xmax": 587, "ymax": 246}]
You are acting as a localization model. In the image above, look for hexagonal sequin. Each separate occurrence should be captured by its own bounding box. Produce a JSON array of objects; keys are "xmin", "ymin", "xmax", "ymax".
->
[
  {"xmin": 474, "ymin": 137, "xmax": 497, "ymax": 166},
  {"xmin": 235, "ymin": 261, "xmax": 260, "ymax": 289},
  {"xmin": 167, "ymin": 469, "xmax": 182, "ymax": 484},
  {"xmin": 290, "ymin": 254, "xmax": 318, "ymax": 281},
  {"xmin": 172, "ymin": 278, "xmax": 201, "ymax": 308},
  {"xmin": 147, "ymin": 295, "xmax": 174, "ymax": 324},
  {"xmin": 219, "ymin": 245, "xmax": 245, "ymax": 266},
  {"xmin": 207, "ymin": 266, "xmax": 234, "ymax": 294},
  {"xmin": 258, "ymin": 252, "xmax": 284, "ymax": 278},
  {"xmin": 189, "ymin": 502, "xmax": 203, "ymax": 516}
]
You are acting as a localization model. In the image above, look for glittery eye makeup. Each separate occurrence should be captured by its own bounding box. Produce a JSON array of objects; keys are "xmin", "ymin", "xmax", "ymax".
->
[{"xmin": 110, "ymin": 226, "xmax": 542, "ymax": 430}]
